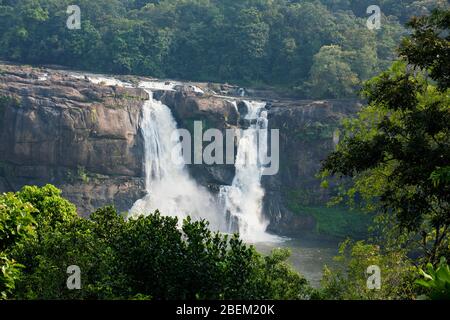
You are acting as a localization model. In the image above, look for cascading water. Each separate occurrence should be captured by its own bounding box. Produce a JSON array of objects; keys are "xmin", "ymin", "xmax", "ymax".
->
[
  {"xmin": 127, "ymin": 81, "xmax": 279, "ymax": 242},
  {"xmin": 129, "ymin": 88, "xmax": 223, "ymax": 229},
  {"xmin": 219, "ymin": 101, "xmax": 280, "ymax": 242}
]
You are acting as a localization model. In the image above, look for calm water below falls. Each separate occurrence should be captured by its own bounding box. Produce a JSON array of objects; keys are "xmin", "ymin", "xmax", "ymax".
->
[{"xmin": 254, "ymin": 237, "xmax": 340, "ymax": 288}]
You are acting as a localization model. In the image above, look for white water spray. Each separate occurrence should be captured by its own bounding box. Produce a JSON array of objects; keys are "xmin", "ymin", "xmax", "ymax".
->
[
  {"xmin": 127, "ymin": 82, "xmax": 279, "ymax": 242},
  {"xmin": 129, "ymin": 89, "xmax": 223, "ymax": 228},
  {"xmin": 219, "ymin": 101, "xmax": 280, "ymax": 242}
]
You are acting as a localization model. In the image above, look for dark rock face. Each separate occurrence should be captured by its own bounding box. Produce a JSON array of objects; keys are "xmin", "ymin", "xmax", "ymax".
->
[
  {"xmin": 0, "ymin": 64, "xmax": 146, "ymax": 215},
  {"xmin": 157, "ymin": 88, "xmax": 240, "ymax": 128},
  {"xmin": 157, "ymin": 89, "xmax": 239, "ymax": 188},
  {"xmin": 0, "ymin": 63, "xmax": 361, "ymax": 235},
  {"xmin": 264, "ymin": 100, "xmax": 361, "ymax": 235}
]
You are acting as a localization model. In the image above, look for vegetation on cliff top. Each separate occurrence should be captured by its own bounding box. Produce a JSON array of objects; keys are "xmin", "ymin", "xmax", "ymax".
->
[{"xmin": 0, "ymin": 0, "xmax": 448, "ymax": 98}]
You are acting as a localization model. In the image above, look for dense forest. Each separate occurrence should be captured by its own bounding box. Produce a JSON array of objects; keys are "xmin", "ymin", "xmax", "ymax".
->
[
  {"xmin": 0, "ymin": 0, "xmax": 448, "ymax": 98},
  {"xmin": 0, "ymin": 1, "xmax": 449, "ymax": 301}
]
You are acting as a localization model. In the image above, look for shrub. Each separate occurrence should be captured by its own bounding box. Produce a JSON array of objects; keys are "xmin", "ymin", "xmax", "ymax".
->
[
  {"xmin": 0, "ymin": 192, "xmax": 36, "ymax": 299},
  {"xmin": 315, "ymin": 240, "xmax": 416, "ymax": 300},
  {"xmin": 416, "ymin": 257, "xmax": 450, "ymax": 300},
  {"xmin": 3, "ymin": 185, "xmax": 312, "ymax": 300}
]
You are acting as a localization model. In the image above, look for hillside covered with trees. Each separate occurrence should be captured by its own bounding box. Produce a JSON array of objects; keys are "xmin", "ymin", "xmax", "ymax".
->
[{"xmin": 0, "ymin": 0, "xmax": 448, "ymax": 98}]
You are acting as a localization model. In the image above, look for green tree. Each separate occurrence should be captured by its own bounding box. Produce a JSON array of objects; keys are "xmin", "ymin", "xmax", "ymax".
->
[
  {"xmin": 317, "ymin": 240, "xmax": 416, "ymax": 300},
  {"xmin": 17, "ymin": 184, "xmax": 77, "ymax": 229},
  {"xmin": 0, "ymin": 192, "xmax": 36, "ymax": 299},
  {"xmin": 1, "ymin": 0, "xmax": 434, "ymax": 98},
  {"xmin": 4, "ymin": 185, "xmax": 311, "ymax": 300},
  {"xmin": 399, "ymin": 9, "xmax": 450, "ymax": 90},
  {"xmin": 321, "ymin": 9, "xmax": 450, "ymax": 264},
  {"xmin": 304, "ymin": 45, "xmax": 360, "ymax": 98}
]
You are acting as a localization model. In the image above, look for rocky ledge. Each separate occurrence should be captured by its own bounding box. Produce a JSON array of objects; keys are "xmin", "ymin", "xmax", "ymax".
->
[
  {"xmin": 0, "ymin": 63, "xmax": 362, "ymax": 235},
  {"xmin": 0, "ymin": 63, "xmax": 147, "ymax": 214}
]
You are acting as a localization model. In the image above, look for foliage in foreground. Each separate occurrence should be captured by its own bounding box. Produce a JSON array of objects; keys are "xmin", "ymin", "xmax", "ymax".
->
[
  {"xmin": 315, "ymin": 240, "xmax": 416, "ymax": 300},
  {"xmin": 316, "ymin": 9, "xmax": 449, "ymax": 300},
  {"xmin": 0, "ymin": 185, "xmax": 311, "ymax": 300},
  {"xmin": 0, "ymin": 192, "xmax": 36, "ymax": 299},
  {"xmin": 416, "ymin": 257, "xmax": 450, "ymax": 300},
  {"xmin": 321, "ymin": 9, "xmax": 450, "ymax": 265}
]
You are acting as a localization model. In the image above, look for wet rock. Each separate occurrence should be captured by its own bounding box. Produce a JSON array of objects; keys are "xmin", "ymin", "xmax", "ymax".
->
[{"xmin": 237, "ymin": 101, "xmax": 248, "ymax": 117}]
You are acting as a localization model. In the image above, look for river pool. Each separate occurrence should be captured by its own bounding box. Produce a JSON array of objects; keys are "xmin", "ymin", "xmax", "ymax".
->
[{"xmin": 254, "ymin": 237, "xmax": 340, "ymax": 288}]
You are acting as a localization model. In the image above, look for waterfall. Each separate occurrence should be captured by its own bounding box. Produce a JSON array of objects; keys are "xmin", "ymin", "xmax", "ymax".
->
[
  {"xmin": 219, "ymin": 101, "xmax": 280, "ymax": 242},
  {"xmin": 128, "ymin": 85, "xmax": 279, "ymax": 242},
  {"xmin": 129, "ymin": 89, "xmax": 223, "ymax": 229}
]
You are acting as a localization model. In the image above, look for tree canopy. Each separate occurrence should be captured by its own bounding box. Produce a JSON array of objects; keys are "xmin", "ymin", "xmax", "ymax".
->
[
  {"xmin": 1, "ymin": 185, "xmax": 311, "ymax": 300},
  {"xmin": 0, "ymin": 0, "xmax": 447, "ymax": 98},
  {"xmin": 321, "ymin": 9, "xmax": 450, "ymax": 265}
]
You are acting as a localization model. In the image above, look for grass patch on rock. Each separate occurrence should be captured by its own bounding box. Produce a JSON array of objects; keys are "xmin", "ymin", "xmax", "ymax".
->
[{"xmin": 288, "ymin": 200, "xmax": 372, "ymax": 239}]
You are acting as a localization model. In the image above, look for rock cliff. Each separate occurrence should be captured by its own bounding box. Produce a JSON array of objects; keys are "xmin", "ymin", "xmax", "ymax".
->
[
  {"xmin": 0, "ymin": 64, "xmax": 147, "ymax": 215},
  {"xmin": 0, "ymin": 63, "xmax": 361, "ymax": 234}
]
